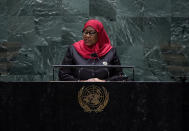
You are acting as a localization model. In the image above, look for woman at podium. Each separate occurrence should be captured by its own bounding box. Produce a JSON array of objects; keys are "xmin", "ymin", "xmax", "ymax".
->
[{"xmin": 59, "ymin": 19, "xmax": 125, "ymax": 82}]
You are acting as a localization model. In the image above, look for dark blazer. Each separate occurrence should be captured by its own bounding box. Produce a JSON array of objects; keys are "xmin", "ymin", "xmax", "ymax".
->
[{"xmin": 58, "ymin": 45, "xmax": 125, "ymax": 81}]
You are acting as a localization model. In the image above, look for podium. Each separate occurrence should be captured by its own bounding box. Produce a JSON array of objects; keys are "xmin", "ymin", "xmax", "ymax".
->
[{"xmin": 0, "ymin": 81, "xmax": 188, "ymax": 131}]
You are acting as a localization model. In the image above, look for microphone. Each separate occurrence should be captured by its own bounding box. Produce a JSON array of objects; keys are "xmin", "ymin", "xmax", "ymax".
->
[
  {"xmin": 91, "ymin": 53, "xmax": 98, "ymax": 58},
  {"xmin": 90, "ymin": 52, "xmax": 110, "ymax": 78}
]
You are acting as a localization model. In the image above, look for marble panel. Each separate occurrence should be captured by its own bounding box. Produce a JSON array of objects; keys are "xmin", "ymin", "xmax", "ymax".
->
[
  {"xmin": 0, "ymin": 0, "xmax": 7, "ymax": 16},
  {"xmin": 90, "ymin": 0, "xmax": 117, "ymax": 21},
  {"xmin": 171, "ymin": 0, "xmax": 189, "ymax": 17},
  {"xmin": 117, "ymin": 0, "xmax": 144, "ymax": 17},
  {"xmin": 169, "ymin": 17, "xmax": 189, "ymax": 77},
  {"xmin": 144, "ymin": 0, "xmax": 171, "ymax": 17},
  {"xmin": 143, "ymin": 17, "xmax": 172, "ymax": 81},
  {"xmin": 6, "ymin": 0, "xmax": 35, "ymax": 16},
  {"xmin": 115, "ymin": 16, "xmax": 144, "ymax": 80}
]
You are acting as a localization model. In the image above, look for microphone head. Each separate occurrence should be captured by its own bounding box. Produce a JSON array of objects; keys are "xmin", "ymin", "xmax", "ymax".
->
[{"xmin": 91, "ymin": 53, "xmax": 98, "ymax": 57}]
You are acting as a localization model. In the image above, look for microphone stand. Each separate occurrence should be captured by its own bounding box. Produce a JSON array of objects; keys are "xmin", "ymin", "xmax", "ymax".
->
[{"xmin": 91, "ymin": 53, "xmax": 98, "ymax": 79}]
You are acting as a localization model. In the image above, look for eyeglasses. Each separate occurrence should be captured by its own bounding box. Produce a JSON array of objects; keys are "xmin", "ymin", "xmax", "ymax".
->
[{"xmin": 82, "ymin": 31, "xmax": 97, "ymax": 36}]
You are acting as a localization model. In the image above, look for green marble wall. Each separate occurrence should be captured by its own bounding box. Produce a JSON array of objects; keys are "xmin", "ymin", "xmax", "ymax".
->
[{"xmin": 0, "ymin": 0, "xmax": 189, "ymax": 81}]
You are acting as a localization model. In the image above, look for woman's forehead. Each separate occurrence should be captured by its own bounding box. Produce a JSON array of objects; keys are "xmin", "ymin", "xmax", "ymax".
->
[{"xmin": 84, "ymin": 26, "xmax": 96, "ymax": 31}]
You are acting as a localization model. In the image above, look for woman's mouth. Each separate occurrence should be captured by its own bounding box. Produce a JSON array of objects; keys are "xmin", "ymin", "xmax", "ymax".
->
[{"xmin": 84, "ymin": 40, "xmax": 90, "ymax": 43}]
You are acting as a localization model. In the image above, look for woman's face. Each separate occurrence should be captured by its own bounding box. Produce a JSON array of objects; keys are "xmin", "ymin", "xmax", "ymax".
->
[{"xmin": 82, "ymin": 26, "xmax": 98, "ymax": 46}]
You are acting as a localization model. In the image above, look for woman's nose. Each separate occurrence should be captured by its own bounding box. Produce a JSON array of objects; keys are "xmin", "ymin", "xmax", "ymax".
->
[{"xmin": 85, "ymin": 33, "xmax": 91, "ymax": 37}]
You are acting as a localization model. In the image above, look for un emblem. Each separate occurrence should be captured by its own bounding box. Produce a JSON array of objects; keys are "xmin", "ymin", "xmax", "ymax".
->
[{"xmin": 78, "ymin": 85, "xmax": 109, "ymax": 113}]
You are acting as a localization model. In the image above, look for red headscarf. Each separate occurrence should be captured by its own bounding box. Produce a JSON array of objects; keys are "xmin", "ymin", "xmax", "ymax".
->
[{"xmin": 73, "ymin": 19, "xmax": 112, "ymax": 59}]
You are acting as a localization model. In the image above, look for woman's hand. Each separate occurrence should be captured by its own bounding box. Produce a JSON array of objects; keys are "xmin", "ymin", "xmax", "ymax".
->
[{"xmin": 80, "ymin": 78, "xmax": 105, "ymax": 82}]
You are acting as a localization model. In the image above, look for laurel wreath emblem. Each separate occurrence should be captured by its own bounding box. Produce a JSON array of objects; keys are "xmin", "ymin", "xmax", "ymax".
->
[{"xmin": 78, "ymin": 85, "xmax": 109, "ymax": 113}]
